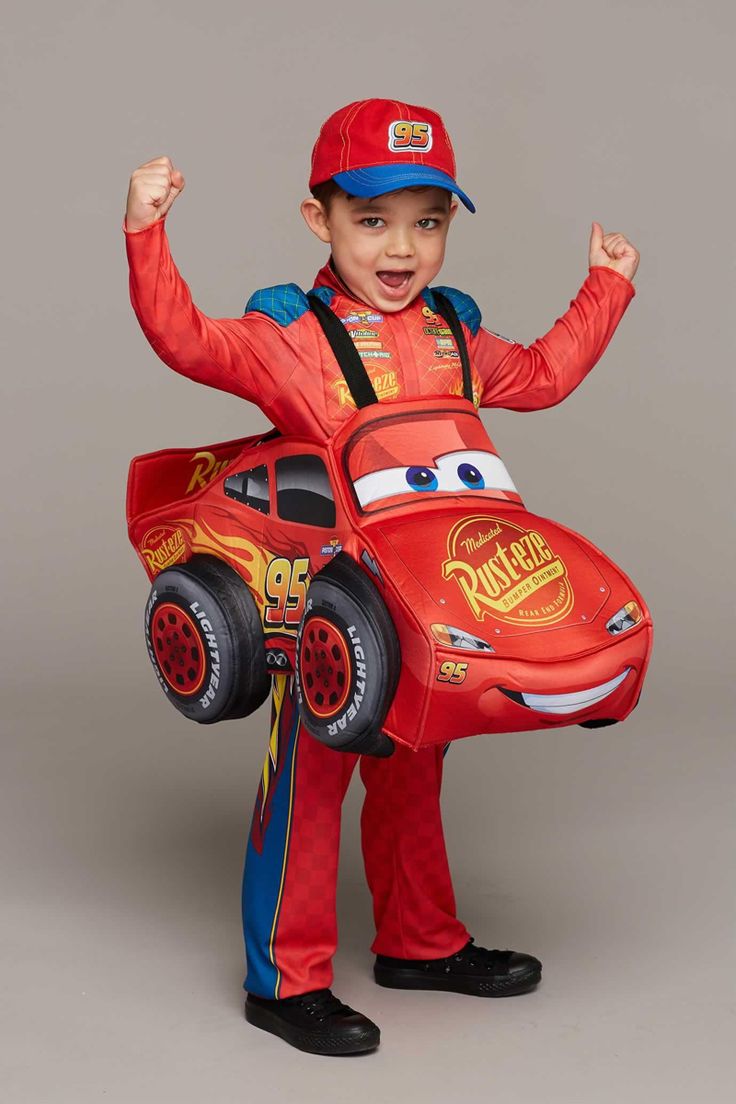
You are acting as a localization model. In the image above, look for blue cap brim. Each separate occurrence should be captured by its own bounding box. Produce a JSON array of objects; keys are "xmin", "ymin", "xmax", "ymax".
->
[{"xmin": 332, "ymin": 164, "xmax": 476, "ymax": 213}]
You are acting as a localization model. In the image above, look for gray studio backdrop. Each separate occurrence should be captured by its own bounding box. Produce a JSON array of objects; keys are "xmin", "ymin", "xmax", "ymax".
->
[{"xmin": 1, "ymin": 1, "xmax": 733, "ymax": 1101}]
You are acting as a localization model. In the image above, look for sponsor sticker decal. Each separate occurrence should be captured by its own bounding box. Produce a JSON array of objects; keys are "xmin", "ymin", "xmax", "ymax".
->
[
  {"xmin": 347, "ymin": 328, "xmax": 379, "ymax": 339},
  {"xmin": 321, "ymin": 538, "xmax": 343, "ymax": 557},
  {"xmin": 141, "ymin": 525, "xmax": 188, "ymax": 572},
  {"xmin": 341, "ymin": 310, "xmax": 383, "ymax": 325},
  {"xmin": 442, "ymin": 515, "xmax": 574, "ymax": 625}
]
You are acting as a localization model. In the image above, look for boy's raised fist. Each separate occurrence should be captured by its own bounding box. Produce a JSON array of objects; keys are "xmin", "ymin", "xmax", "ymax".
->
[
  {"xmin": 125, "ymin": 156, "xmax": 185, "ymax": 232},
  {"xmin": 589, "ymin": 221, "xmax": 639, "ymax": 283}
]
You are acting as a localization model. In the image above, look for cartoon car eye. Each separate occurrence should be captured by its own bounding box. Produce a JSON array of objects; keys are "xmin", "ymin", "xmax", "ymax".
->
[
  {"xmin": 434, "ymin": 450, "xmax": 517, "ymax": 494},
  {"xmin": 456, "ymin": 462, "xmax": 484, "ymax": 489},
  {"xmin": 353, "ymin": 465, "xmax": 433, "ymax": 507},
  {"xmin": 406, "ymin": 466, "xmax": 439, "ymax": 492},
  {"xmin": 353, "ymin": 449, "xmax": 517, "ymax": 508}
]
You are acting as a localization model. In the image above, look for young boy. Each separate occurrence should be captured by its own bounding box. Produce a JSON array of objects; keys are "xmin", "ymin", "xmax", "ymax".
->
[{"xmin": 123, "ymin": 98, "xmax": 639, "ymax": 1056}]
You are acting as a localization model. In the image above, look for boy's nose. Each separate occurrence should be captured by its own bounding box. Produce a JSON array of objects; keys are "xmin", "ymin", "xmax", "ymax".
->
[{"xmin": 385, "ymin": 231, "xmax": 415, "ymax": 258}]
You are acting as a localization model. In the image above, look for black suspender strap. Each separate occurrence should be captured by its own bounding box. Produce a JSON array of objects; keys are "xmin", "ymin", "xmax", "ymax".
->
[
  {"xmin": 430, "ymin": 291, "xmax": 474, "ymax": 404},
  {"xmin": 306, "ymin": 291, "xmax": 379, "ymax": 408},
  {"xmin": 307, "ymin": 288, "xmax": 474, "ymax": 408}
]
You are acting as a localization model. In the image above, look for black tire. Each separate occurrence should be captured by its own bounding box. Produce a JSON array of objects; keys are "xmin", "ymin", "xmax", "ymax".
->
[
  {"xmin": 294, "ymin": 553, "xmax": 400, "ymax": 757},
  {"xmin": 144, "ymin": 554, "xmax": 270, "ymax": 724}
]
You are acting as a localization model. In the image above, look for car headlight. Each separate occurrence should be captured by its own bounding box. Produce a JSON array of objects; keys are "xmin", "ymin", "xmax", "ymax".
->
[
  {"xmin": 431, "ymin": 624, "xmax": 495, "ymax": 651},
  {"xmin": 606, "ymin": 600, "xmax": 642, "ymax": 635}
]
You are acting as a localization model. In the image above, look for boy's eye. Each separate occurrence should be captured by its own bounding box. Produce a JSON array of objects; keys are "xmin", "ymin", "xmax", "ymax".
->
[
  {"xmin": 417, "ymin": 218, "xmax": 439, "ymax": 229},
  {"xmin": 361, "ymin": 217, "xmax": 385, "ymax": 228}
]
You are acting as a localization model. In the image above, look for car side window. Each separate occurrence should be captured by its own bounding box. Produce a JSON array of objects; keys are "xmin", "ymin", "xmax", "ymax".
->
[
  {"xmin": 224, "ymin": 464, "xmax": 270, "ymax": 515},
  {"xmin": 275, "ymin": 455, "xmax": 336, "ymax": 528}
]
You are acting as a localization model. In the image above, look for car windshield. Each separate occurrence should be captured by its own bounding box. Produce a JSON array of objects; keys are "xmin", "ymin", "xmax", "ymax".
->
[{"xmin": 344, "ymin": 410, "xmax": 521, "ymax": 514}]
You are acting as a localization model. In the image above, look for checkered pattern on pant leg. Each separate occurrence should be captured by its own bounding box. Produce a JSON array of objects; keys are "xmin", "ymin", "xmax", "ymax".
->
[{"xmin": 359, "ymin": 742, "xmax": 470, "ymax": 959}]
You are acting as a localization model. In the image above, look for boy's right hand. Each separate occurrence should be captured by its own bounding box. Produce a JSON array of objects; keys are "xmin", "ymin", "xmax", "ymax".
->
[{"xmin": 125, "ymin": 156, "xmax": 185, "ymax": 232}]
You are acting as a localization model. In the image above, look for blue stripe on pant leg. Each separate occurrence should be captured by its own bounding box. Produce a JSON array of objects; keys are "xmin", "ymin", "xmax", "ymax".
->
[{"xmin": 241, "ymin": 674, "xmax": 300, "ymax": 998}]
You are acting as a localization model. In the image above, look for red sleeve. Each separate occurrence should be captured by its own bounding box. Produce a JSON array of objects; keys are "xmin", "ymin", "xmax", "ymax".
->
[
  {"xmin": 471, "ymin": 266, "xmax": 636, "ymax": 411},
  {"xmin": 123, "ymin": 216, "xmax": 299, "ymax": 410}
]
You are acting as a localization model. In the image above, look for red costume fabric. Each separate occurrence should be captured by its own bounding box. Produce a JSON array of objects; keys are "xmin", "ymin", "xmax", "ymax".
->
[
  {"xmin": 243, "ymin": 672, "xmax": 469, "ymax": 998},
  {"xmin": 123, "ymin": 215, "xmax": 636, "ymax": 997},
  {"xmin": 123, "ymin": 215, "xmax": 635, "ymax": 438}
]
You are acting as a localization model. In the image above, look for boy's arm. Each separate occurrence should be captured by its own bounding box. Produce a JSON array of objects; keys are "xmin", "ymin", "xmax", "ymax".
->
[
  {"xmin": 123, "ymin": 216, "xmax": 299, "ymax": 410},
  {"xmin": 471, "ymin": 266, "xmax": 636, "ymax": 411}
]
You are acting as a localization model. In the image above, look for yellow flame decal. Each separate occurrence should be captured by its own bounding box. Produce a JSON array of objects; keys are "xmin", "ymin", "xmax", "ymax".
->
[{"xmin": 167, "ymin": 516, "xmax": 273, "ymax": 611}]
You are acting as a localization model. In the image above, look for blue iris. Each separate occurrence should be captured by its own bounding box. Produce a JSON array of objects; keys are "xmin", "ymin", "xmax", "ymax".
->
[
  {"xmin": 458, "ymin": 462, "xmax": 485, "ymax": 489},
  {"xmin": 405, "ymin": 466, "xmax": 438, "ymax": 492}
]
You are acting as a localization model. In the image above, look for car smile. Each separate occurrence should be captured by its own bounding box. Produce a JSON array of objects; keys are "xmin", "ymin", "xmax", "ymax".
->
[{"xmin": 499, "ymin": 667, "xmax": 632, "ymax": 715}]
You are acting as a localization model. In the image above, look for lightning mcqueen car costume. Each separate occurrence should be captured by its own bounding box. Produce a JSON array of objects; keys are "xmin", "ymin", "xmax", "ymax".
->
[
  {"xmin": 124, "ymin": 214, "xmax": 653, "ymax": 997},
  {"xmin": 125, "ymin": 235, "xmax": 653, "ymax": 757}
]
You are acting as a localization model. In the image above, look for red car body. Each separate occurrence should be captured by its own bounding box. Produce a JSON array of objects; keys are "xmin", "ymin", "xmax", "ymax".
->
[{"xmin": 126, "ymin": 395, "xmax": 653, "ymax": 751}]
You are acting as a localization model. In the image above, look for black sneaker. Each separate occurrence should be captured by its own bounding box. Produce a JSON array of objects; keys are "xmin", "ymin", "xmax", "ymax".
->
[
  {"xmin": 245, "ymin": 988, "xmax": 380, "ymax": 1055},
  {"xmin": 374, "ymin": 937, "xmax": 542, "ymax": 997}
]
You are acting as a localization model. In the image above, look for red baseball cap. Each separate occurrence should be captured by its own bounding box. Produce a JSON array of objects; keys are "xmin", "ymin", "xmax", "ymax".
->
[{"xmin": 309, "ymin": 98, "xmax": 476, "ymax": 213}]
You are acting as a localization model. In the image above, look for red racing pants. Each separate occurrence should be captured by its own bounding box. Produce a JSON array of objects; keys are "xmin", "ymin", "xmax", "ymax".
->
[{"xmin": 242, "ymin": 672, "xmax": 470, "ymax": 998}]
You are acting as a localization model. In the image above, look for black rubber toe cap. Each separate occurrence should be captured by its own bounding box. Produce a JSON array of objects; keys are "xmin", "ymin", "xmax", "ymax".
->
[{"xmin": 508, "ymin": 952, "xmax": 542, "ymax": 977}]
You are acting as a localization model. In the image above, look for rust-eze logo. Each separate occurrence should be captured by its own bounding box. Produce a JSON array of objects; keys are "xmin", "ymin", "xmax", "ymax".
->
[
  {"xmin": 442, "ymin": 515, "xmax": 573, "ymax": 625},
  {"xmin": 141, "ymin": 525, "xmax": 187, "ymax": 573},
  {"xmin": 334, "ymin": 370, "xmax": 399, "ymax": 407}
]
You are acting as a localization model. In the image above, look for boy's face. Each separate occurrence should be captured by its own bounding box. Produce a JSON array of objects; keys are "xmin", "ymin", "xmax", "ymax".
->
[{"xmin": 300, "ymin": 186, "xmax": 458, "ymax": 313}]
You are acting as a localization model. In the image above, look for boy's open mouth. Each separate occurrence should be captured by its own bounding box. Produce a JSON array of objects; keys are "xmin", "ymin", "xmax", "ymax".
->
[{"xmin": 376, "ymin": 270, "xmax": 413, "ymax": 291}]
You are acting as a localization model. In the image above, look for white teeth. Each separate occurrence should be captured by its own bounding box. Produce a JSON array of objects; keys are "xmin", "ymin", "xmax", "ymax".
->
[{"xmin": 521, "ymin": 668, "xmax": 631, "ymax": 714}]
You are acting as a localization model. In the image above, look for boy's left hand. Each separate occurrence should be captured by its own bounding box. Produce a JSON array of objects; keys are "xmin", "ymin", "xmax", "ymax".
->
[{"xmin": 589, "ymin": 221, "xmax": 639, "ymax": 282}]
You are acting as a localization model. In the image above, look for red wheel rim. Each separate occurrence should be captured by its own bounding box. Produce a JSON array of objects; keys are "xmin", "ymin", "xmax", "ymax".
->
[
  {"xmin": 300, "ymin": 616, "xmax": 351, "ymax": 718},
  {"xmin": 151, "ymin": 602, "xmax": 206, "ymax": 696}
]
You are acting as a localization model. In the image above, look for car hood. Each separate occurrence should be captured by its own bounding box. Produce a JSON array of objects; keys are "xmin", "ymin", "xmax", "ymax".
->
[{"xmin": 366, "ymin": 500, "xmax": 636, "ymax": 656}]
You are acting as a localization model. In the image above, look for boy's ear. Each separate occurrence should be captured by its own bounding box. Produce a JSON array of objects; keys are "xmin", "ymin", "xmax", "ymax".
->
[{"xmin": 300, "ymin": 197, "xmax": 332, "ymax": 244}]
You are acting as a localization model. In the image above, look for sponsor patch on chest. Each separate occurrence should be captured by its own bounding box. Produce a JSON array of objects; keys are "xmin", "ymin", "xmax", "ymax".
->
[{"xmin": 341, "ymin": 310, "xmax": 383, "ymax": 325}]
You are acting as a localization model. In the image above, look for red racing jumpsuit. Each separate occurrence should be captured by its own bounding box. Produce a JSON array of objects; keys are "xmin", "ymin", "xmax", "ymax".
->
[{"xmin": 123, "ymin": 214, "xmax": 636, "ymax": 997}]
